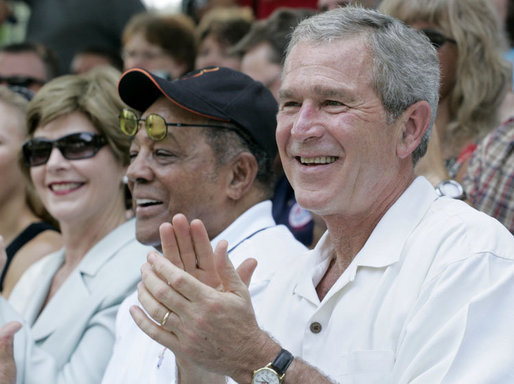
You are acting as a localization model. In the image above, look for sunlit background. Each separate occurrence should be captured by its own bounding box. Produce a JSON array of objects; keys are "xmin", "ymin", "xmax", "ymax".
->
[{"xmin": 141, "ymin": 0, "xmax": 182, "ymax": 12}]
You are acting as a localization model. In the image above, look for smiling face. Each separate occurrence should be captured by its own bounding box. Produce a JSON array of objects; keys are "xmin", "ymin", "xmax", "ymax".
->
[
  {"xmin": 126, "ymin": 97, "xmax": 235, "ymax": 247},
  {"xmin": 276, "ymin": 37, "xmax": 409, "ymax": 221},
  {"xmin": 29, "ymin": 111, "xmax": 127, "ymax": 227}
]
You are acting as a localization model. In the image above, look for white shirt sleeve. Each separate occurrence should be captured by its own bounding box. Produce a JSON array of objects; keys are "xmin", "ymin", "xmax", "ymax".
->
[{"xmin": 391, "ymin": 253, "xmax": 514, "ymax": 383}]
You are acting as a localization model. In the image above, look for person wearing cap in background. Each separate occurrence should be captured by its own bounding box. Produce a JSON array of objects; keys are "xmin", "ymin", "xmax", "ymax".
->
[{"xmin": 99, "ymin": 66, "xmax": 307, "ymax": 383}]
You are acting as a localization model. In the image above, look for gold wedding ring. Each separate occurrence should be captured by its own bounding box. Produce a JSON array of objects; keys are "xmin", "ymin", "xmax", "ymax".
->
[{"xmin": 160, "ymin": 310, "xmax": 171, "ymax": 326}]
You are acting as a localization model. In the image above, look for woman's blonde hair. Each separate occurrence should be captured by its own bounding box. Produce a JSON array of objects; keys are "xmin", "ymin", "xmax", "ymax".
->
[
  {"xmin": 380, "ymin": 0, "xmax": 511, "ymax": 148},
  {"xmin": 23, "ymin": 67, "xmax": 133, "ymax": 213},
  {"xmin": 26, "ymin": 66, "xmax": 130, "ymax": 165}
]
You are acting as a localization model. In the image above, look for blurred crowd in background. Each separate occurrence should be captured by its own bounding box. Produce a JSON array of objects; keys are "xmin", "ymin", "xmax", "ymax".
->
[{"xmin": 0, "ymin": 0, "xmax": 512, "ymax": 382}]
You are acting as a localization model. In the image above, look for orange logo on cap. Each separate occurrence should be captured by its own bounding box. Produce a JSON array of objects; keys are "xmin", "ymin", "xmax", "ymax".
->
[{"xmin": 182, "ymin": 67, "xmax": 220, "ymax": 80}]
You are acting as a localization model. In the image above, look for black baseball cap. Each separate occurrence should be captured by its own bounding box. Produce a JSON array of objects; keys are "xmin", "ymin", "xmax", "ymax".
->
[{"xmin": 117, "ymin": 66, "xmax": 278, "ymax": 158}]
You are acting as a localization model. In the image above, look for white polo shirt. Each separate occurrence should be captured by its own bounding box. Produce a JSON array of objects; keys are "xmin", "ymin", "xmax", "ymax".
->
[
  {"xmin": 102, "ymin": 201, "xmax": 308, "ymax": 384},
  {"xmin": 255, "ymin": 177, "xmax": 514, "ymax": 383}
]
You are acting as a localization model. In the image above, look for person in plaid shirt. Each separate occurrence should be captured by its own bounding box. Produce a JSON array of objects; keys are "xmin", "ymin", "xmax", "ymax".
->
[{"xmin": 462, "ymin": 117, "xmax": 514, "ymax": 233}]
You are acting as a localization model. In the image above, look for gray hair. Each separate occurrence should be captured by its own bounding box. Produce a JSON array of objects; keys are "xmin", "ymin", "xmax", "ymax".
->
[
  {"xmin": 286, "ymin": 7, "xmax": 440, "ymax": 164},
  {"xmin": 201, "ymin": 126, "xmax": 276, "ymax": 198}
]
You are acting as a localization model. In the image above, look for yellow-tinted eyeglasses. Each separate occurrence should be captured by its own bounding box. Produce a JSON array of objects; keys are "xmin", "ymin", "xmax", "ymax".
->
[{"xmin": 119, "ymin": 108, "xmax": 233, "ymax": 141}]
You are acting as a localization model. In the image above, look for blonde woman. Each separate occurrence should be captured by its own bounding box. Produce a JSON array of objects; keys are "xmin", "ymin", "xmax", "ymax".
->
[
  {"xmin": 380, "ymin": 0, "xmax": 511, "ymax": 179},
  {"xmin": 0, "ymin": 67, "xmax": 150, "ymax": 383}
]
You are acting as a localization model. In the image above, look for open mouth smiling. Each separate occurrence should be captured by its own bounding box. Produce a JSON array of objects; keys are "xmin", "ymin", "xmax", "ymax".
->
[
  {"xmin": 135, "ymin": 199, "xmax": 163, "ymax": 208},
  {"xmin": 297, "ymin": 156, "xmax": 338, "ymax": 165},
  {"xmin": 49, "ymin": 182, "xmax": 84, "ymax": 192}
]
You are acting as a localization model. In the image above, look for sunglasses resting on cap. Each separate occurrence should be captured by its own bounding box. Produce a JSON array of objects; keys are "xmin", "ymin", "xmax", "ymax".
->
[{"xmin": 22, "ymin": 132, "xmax": 106, "ymax": 167}]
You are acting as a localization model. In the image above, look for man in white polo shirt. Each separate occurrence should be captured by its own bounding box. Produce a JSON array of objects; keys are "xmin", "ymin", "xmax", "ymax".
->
[{"xmin": 131, "ymin": 7, "xmax": 514, "ymax": 384}]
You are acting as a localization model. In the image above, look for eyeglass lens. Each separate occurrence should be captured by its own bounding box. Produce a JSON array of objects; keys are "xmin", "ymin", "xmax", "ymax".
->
[
  {"xmin": 146, "ymin": 115, "xmax": 167, "ymax": 141},
  {"xmin": 119, "ymin": 109, "xmax": 167, "ymax": 141},
  {"xmin": 0, "ymin": 75, "xmax": 45, "ymax": 88},
  {"xmin": 22, "ymin": 132, "xmax": 106, "ymax": 167},
  {"xmin": 119, "ymin": 109, "xmax": 139, "ymax": 136},
  {"xmin": 119, "ymin": 108, "xmax": 239, "ymax": 142}
]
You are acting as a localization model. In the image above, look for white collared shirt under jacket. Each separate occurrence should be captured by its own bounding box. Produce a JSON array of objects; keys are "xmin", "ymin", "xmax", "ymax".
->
[
  {"xmin": 1, "ymin": 219, "xmax": 150, "ymax": 384},
  {"xmin": 101, "ymin": 200, "xmax": 308, "ymax": 384},
  {"xmin": 254, "ymin": 177, "xmax": 514, "ymax": 383}
]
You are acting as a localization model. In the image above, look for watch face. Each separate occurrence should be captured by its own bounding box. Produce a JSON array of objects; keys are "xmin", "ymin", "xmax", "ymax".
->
[
  {"xmin": 437, "ymin": 180, "xmax": 465, "ymax": 199},
  {"xmin": 252, "ymin": 367, "xmax": 281, "ymax": 384}
]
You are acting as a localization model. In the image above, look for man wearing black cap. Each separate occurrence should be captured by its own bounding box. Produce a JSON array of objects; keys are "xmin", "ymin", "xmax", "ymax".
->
[{"xmin": 100, "ymin": 66, "xmax": 307, "ymax": 383}]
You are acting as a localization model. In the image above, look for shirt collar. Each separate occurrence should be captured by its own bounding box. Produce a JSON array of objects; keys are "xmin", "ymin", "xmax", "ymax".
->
[
  {"xmin": 352, "ymin": 176, "xmax": 437, "ymax": 269},
  {"xmin": 295, "ymin": 177, "xmax": 437, "ymax": 302},
  {"xmin": 211, "ymin": 200, "xmax": 275, "ymax": 250}
]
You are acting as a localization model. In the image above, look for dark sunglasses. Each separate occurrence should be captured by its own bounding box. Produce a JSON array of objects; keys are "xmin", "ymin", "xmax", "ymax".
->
[
  {"xmin": 7, "ymin": 85, "xmax": 34, "ymax": 101},
  {"xmin": 22, "ymin": 132, "xmax": 107, "ymax": 167},
  {"xmin": 0, "ymin": 75, "xmax": 45, "ymax": 88},
  {"xmin": 119, "ymin": 108, "xmax": 233, "ymax": 141},
  {"xmin": 420, "ymin": 29, "xmax": 457, "ymax": 49}
]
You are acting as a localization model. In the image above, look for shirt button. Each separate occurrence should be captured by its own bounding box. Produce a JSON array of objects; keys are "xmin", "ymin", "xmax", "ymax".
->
[{"xmin": 310, "ymin": 322, "xmax": 322, "ymax": 334}]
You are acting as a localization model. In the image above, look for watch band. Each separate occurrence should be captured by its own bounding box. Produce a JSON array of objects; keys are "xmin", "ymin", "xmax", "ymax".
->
[
  {"xmin": 270, "ymin": 349, "xmax": 294, "ymax": 376},
  {"xmin": 252, "ymin": 349, "xmax": 294, "ymax": 384}
]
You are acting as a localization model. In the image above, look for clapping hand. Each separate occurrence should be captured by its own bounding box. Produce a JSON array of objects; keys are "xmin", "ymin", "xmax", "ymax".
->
[{"xmin": 130, "ymin": 214, "xmax": 264, "ymax": 382}]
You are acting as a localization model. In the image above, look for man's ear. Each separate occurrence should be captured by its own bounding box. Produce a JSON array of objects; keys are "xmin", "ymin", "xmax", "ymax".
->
[
  {"xmin": 396, "ymin": 100, "xmax": 432, "ymax": 159},
  {"xmin": 226, "ymin": 152, "xmax": 258, "ymax": 200}
]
